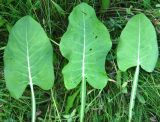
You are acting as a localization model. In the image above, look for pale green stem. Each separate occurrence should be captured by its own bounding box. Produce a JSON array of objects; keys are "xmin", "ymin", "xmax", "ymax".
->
[
  {"xmin": 29, "ymin": 83, "xmax": 36, "ymax": 122},
  {"xmin": 80, "ymin": 79, "xmax": 86, "ymax": 122},
  {"xmin": 50, "ymin": 38, "xmax": 60, "ymax": 46},
  {"xmin": 129, "ymin": 65, "xmax": 140, "ymax": 122}
]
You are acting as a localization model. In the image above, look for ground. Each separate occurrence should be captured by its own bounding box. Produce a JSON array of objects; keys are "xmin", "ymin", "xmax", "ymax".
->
[{"xmin": 0, "ymin": 0, "xmax": 160, "ymax": 122}]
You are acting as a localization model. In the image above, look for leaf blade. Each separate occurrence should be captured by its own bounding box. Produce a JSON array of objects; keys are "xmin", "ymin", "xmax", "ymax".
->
[
  {"xmin": 117, "ymin": 13, "xmax": 158, "ymax": 72},
  {"xmin": 4, "ymin": 16, "xmax": 54, "ymax": 99},
  {"xmin": 60, "ymin": 3, "xmax": 112, "ymax": 89}
]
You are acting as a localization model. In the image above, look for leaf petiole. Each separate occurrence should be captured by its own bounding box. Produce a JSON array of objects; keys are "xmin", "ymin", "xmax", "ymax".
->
[
  {"xmin": 129, "ymin": 65, "xmax": 140, "ymax": 122},
  {"xmin": 80, "ymin": 79, "xmax": 86, "ymax": 122},
  {"xmin": 29, "ymin": 83, "xmax": 36, "ymax": 122}
]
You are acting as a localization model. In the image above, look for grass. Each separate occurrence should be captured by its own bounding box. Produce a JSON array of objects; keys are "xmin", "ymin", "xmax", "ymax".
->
[{"xmin": 0, "ymin": 0, "xmax": 160, "ymax": 121}]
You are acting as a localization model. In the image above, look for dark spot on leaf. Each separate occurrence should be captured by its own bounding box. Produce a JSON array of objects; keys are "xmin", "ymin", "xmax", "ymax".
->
[
  {"xmin": 89, "ymin": 48, "xmax": 92, "ymax": 51},
  {"xmin": 81, "ymin": 10, "xmax": 87, "ymax": 15},
  {"xmin": 95, "ymin": 36, "xmax": 98, "ymax": 39}
]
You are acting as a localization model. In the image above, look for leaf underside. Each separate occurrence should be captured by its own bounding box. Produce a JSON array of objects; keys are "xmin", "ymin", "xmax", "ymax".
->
[
  {"xmin": 117, "ymin": 13, "xmax": 158, "ymax": 72},
  {"xmin": 60, "ymin": 3, "xmax": 112, "ymax": 89},
  {"xmin": 4, "ymin": 16, "xmax": 54, "ymax": 99}
]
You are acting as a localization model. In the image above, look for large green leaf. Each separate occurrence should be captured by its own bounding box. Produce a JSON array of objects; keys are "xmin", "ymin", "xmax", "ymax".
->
[
  {"xmin": 117, "ymin": 13, "xmax": 158, "ymax": 72},
  {"xmin": 117, "ymin": 13, "xmax": 158, "ymax": 122},
  {"xmin": 4, "ymin": 16, "xmax": 54, "ymax": 99},
  {"xmin": 60, "ymin": 3, "xmax": 112, "ymax": 90}
]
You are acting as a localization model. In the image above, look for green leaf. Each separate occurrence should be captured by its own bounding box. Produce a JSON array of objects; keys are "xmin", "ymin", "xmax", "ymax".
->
[
  {"xmin": 60, "ymin": 3, "xmax": 111, "ymax": 121},
  {"xmin": 117, "ymin": 13, "xmax": 158, "ymax": 72},
  {"xmin": 117, "ymin": 13, "xmax": 158, "ymax": 122},
  {"xmin": 137, "ymin": 92, "xmax": 145, "ymax": 104},
  {"xmin": 60, "ymin": 2, "xmax": 112, "ymax": 90},
  {"xmin": 4, "ymin": 16, "xmax": 54, "ymax": 99},
  {"xmin": 65, "ymin": 90, "xmax": 79, "ymax": 114}
]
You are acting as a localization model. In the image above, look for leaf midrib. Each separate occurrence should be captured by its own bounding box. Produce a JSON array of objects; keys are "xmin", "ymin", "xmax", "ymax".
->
[
  {"xmin": 137, "ymin": 16, "xmax": 141, "ymax": 66},
  {"xmin": 80, "ymin": 8, "xmax": 86, "ymax": 122},
  {"xmin": 25, "ymin": 22, "xmax": 33, "ymax": 86},
  {"xmin": 25, "ymin": 20, "xmax": 36, "ymax": 121},
  {"xmin": 82, "ymin": 10, "xmax": 86, "ymax": 81}
]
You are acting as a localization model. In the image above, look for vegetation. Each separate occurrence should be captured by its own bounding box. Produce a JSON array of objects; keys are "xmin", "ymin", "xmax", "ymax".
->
[{"xmin": 0, "ymin": 0, "xmax": 160, "ymax": 122}]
